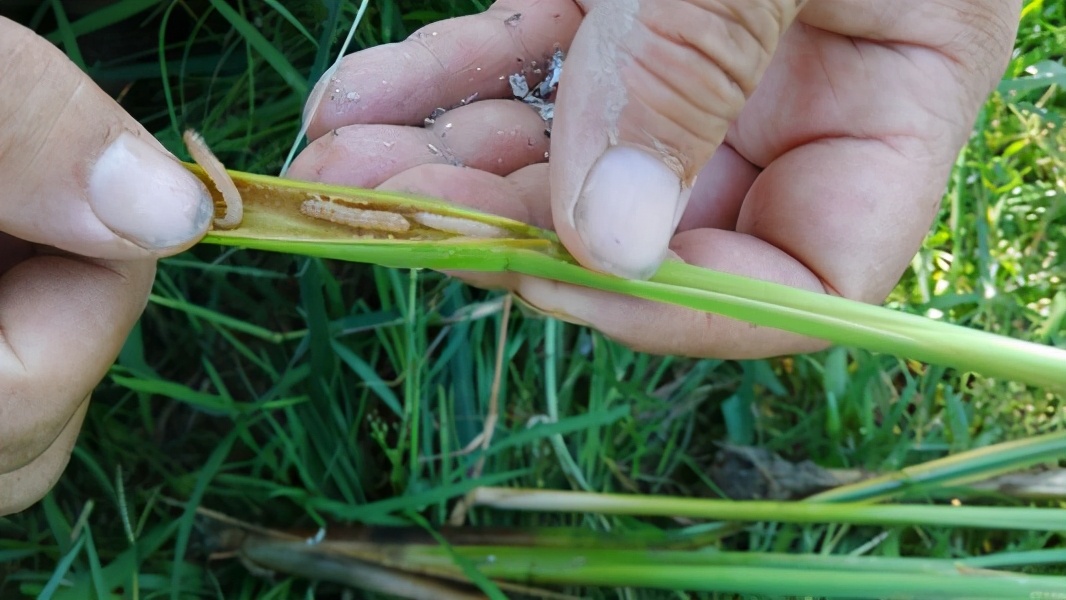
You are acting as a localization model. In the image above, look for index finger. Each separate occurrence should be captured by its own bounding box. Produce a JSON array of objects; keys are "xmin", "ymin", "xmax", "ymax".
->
[{"xmin": 304, "ymin": 0, "xmax": 582, "ymax": 139}]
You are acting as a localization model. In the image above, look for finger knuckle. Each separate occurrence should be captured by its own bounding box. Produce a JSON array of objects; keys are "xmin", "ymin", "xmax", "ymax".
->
[
  {"xmin": 633, "ymin": 0, "xmax": 795, "ymax": 122},
  {"xmin": 660, "ymin": 0, "xmax": 794, "ymax": 90},
  {"xmin": 0, "ymin": 24, "xmax": 53, "ymax": 173},
  {"xmin": 0, "ymin": 439, "xmax": 45, "ymax": 476},
  {"xmin": 0, "ymin": 391, "xmax": 60, "ymax": 475},
  {"xmin": 942, "ymin": 1, "xmax": 1021, "ymax": 88},
  {"xmin": 0, "ymin": 461, "xmax": 64, "ymax": 516}
]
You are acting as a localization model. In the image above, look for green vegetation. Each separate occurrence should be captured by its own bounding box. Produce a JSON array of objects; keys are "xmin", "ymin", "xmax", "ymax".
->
[{"xmin": 2, "ymin": 1, "xmax": 1064, "ymax": 598}]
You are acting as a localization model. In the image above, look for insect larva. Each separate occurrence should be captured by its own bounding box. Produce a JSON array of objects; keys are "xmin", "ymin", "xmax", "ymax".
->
[
  {"xmin": 183, "ymin": 130, "xmax": 243, "ymax": 230},
  {"xmin": 300, "ymin": 198, "xmax": 410, "ymax": 233},
  {"xmin": 411, "ymin": 212, "xmax": 508, "ymax": 238}
]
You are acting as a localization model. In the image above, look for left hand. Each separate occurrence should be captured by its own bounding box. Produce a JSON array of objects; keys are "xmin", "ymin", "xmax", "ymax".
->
[{"xmin": 0, "ymin": 18, "xmax": 213, "ymax": 515}]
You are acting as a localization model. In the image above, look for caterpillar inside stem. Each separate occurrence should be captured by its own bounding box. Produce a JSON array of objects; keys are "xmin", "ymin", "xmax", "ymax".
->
[
  {"xmin": 411, "ymin": 212, "xmax": 508, "ymax": 238},
  {"xmin": 183, "ymin": 130, "xmax": 243, "ymax": 229},
  {"xmin": 300, "ymin": 197, "xmax": 411, "ymax": 233}
]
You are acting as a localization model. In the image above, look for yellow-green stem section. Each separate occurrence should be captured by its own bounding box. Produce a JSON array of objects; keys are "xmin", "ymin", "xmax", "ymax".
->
[{"xmin": 193, "ymin": 166, "xmax": 1066, "ymax": 390}]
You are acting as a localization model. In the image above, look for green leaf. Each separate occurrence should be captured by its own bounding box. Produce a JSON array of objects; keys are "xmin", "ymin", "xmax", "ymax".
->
[{"xmin": 205, "ymin": 0, "xmax": 309, "ymax": 96}]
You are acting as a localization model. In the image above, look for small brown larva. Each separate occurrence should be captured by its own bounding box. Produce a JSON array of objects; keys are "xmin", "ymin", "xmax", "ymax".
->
[
  {"xmin": 183, "ymin": 130, "xmax": 243, "ymax": 229},
  {"xmin": 411, "ymin": 212, "xmax": 508, "ymax": 238},
  {"xmin": 300, "ymin": 197, "xmax": 410, "ymax": 233}
]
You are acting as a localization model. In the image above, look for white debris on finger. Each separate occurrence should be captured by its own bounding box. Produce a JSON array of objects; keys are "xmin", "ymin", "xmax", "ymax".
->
[{"xmin": 510, "ymin": 48, "xmax": 565, "ymax": 132}]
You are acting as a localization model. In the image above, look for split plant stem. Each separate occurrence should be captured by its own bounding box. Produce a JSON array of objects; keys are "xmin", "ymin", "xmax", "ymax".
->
[{"xmin": 192, "ymin": 166, "xmax": 1066, "ymax": 390}]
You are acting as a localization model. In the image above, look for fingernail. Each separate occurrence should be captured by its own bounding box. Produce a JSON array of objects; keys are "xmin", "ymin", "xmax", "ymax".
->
[
  {"xmin": 88, "ymin": 132, "xmax": 213, "ymax": 252},
  {"xmin": 572, "ymin": 145, "xmax": 686, "ymax": 279}
]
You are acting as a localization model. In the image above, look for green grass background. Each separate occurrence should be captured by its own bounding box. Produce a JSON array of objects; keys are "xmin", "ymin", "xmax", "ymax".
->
[{"xmin": 1, "ymin": 0, "xmax": 1065, "ymax": 598}]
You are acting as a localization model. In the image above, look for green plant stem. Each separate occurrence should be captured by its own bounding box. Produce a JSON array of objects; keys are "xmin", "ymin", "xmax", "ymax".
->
[
  {"xmin": 811, "ymin": 429, "xmax": 1066, "ymax": 502},
  {"xmin": 205, "ymin": 233, "xmax": 1066, "ymax": 389},
  {"xmin": 479, "ymin": 564, "xmax": 1062, "ymax": 599},
  {"xmin": 240, "ymin": 535, "xmax": 1066, "ymax": 599},
  {"xmin": 466, "ymin": 487, "xmax": 1066, "ymax": 531}
]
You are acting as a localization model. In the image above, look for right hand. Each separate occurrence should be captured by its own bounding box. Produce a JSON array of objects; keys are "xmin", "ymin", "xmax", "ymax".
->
[{"xmin": 289, "ymin": 0, "xmax": 1020, "ymax": 358}]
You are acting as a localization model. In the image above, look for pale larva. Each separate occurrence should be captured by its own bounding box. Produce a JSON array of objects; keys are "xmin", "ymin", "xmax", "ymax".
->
[
  {"xmin": 183, "ymin": 130, "xmax": 243, "ymax": 229},
  {"xmin": 300, "ymin": 198, "xmax": 411, "ymax": 233},
  {"xmin": 411, "ymin": 212, "xmax": 508, "ymax": 238}
]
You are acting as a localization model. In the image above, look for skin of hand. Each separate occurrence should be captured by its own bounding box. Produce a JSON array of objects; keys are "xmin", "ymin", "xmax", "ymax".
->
[
  {"xmin": 0, "ymin": 19, "xmax": 214, "ymax": 515},
  {"xmin": 289, "ymin": 0, "xmax": 1021, "ymax": 358}
]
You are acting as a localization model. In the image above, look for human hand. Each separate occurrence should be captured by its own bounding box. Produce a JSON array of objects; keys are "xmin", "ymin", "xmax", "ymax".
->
[
  {"xmin": 290, "ymin": 0, "xmax": 1021, "ymax": 358},
  {"xmin": 0, "ymin": 19, "xmax": 213, "ymax": 515}
]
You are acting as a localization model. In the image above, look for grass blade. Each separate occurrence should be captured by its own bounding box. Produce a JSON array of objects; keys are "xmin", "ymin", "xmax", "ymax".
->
[
  {"xmin": 43, "ymin": 0, "xmax": 159, "ymax": 42},
  {"xmin": 37, "ymin": 535, "xmax": 85, "ymax": 600},
  {"xmin": 204, "ymin": 0, "xmax": 308, "ymax": 96}
]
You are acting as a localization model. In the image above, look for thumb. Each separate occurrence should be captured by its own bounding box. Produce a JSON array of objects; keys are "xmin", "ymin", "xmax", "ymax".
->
[
  {"xmin": 550, "ymin": 0, "xmax": 804, "ymax": 278},
  {"xmin": 0, "ymin": 18, "xmax": 213, "ymax": 260}
]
